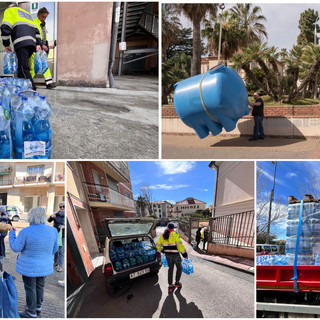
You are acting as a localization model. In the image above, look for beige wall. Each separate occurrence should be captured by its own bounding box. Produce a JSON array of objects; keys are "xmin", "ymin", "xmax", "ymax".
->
[
  {"xmin": 207, "ymin": 242, "xmax": 254, "ymax": 259},
  {"xmin": 57, "ymin": 2, "xmax": 113, "ymax": 87},
  {"xmin": 66, "ymin": 163, "xmax": 88, "ymax": 203},
  {"xmin": 162, "ymin": 117, "xmax": 320, "ymax": 138},
  {"xmin": 214, "ymin": 162, "xmax": 254, "ymax": 217},
  {"xmin": 173, "ymin": 202, "xmax": 206, "ymax": 218}
]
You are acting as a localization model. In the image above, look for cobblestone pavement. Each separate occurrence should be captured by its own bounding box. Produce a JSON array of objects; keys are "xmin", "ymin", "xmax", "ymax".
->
[
  {"xmin": 162, "ymin": 134, "xmax": 320, "ymax": 159},
  {"xmin": 2, "ymin": 218, "xmax": 65, "ymax": 318}
]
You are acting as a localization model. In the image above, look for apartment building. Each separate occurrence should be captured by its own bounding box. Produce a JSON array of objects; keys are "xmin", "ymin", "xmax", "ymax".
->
[
  {"xmin": 152, "ymin": 201, "xmax": 172, "ymax": 219},
  {"xmin": 67, "ymin": 161, "xmax": 135, "ymax": 302},
  {"xmin": 172, "ymin": 197, "xmax": 207, "ymax": 219},
  {"xmin": 0, "ymin": 162, "xmax": 65, "ymax": 215}
]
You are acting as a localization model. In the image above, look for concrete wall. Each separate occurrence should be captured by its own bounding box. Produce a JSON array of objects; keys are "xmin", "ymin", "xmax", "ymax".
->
[
  {"xmin": 57, "ymin": 2, "xmax": 113, "ymax": 87},
  {"xmin": 162, "ymin": 106, "xmax": 320, "ymax": 138},
  {"xmin": 207, "ymin": 242, "xmax": 254, "ymax": 259}
]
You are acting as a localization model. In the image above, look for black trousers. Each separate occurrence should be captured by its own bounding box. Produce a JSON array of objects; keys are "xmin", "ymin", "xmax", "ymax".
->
[
  {"xmin": 15, "ymin": 46, "xmax": 36, "ymax": 90},
  {"xmin": 166, "ymin": 253, "xmax": 182, "ymax": 286},
  {"xmin": 22, "ymin": 275, "xmax": 46, "ymax": 316},
  {"xmin": 0, "ymin": 235, "xmax": 6, "ymax": 257}
]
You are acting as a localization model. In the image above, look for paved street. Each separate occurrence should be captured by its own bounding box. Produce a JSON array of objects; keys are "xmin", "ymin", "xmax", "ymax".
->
[
  {"xmin": 162, "ymin": 134, "xmax": 320, "ymax": 159},
  {"xmin": 2, "ymin": 217, "xmax": 65, "ymax": 318},
  {"xmin": 37, "ymin": 75, "xmax": 159, "ymax": 159},
  {"xmin": 75, "ymin": 228, "xmax": 254, "ymax": 318}
]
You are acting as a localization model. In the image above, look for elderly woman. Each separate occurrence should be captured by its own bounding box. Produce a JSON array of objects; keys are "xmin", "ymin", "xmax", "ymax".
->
[{"xmin": 9, "ymin": 207, "xmax": 58, "ymax": 318}]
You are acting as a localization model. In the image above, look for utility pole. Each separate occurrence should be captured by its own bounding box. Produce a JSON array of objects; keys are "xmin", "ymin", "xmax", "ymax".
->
[{"xmin": 266, "ymin": 161, "xmax": 277, "ymax": 244}]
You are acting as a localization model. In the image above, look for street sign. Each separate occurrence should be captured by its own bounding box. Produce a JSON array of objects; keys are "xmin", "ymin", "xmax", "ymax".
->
[{"xmin": 30, "ymin": 2, "xmax": 39, "ymax": 14}]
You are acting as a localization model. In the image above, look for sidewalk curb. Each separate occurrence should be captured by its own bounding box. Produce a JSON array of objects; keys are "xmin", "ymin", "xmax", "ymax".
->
[{"xmin": 194, "ymin": 253, "xmax": 255, "ymax": 275}]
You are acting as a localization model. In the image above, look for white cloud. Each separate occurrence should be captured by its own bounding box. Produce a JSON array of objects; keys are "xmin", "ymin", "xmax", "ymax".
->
[
  {"xmin": 260, "ymin": 168, "xmax": 288, "ymax": 187},
  {"xmin": 204, "ymin": 188, "xmax": 208, "ymax": 192},
  {"xmin": 133, "ymin": 194, "xmax": 140, "ymax": 199},
  {"xmin": 141, "ymin": 184, "xmax": 189, "ymax": 190},
  {"xmin": 156, "ymin": 161, "xmax": 196, "ymax": 175},
  {"xmin": 286, "ymin": 172, "xmax": 297, "ymax": 179}
]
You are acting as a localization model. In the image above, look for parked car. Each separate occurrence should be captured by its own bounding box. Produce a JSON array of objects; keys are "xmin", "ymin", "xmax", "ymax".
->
[
  {"xmin": 102, "ymin": 218, "xmax": 162, "ymax": 294},
  {"xmin": 6, "ymin": 205, "xmax": 22, "ymax": 222}
]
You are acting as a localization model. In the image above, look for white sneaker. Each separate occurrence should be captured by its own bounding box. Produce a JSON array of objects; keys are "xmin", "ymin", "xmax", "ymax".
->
[{"xmin": 56, "ymin": 266, "xmax": 63, "ymax": 272}]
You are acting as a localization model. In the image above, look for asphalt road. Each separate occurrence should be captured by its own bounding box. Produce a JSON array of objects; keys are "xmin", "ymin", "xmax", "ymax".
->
[{"xmin": 75, "ymin": 228, "xmax": 254, "ymax": 318}]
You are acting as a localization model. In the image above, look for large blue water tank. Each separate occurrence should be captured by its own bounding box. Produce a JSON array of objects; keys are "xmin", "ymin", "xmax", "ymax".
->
[{"xmin": 173, "ymin": 64, "xmax": 249, "ymax": 139}]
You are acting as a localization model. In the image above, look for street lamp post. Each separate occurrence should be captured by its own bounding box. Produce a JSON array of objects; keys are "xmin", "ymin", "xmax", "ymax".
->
[{"xmin": 266, "ymin": 161, "xmax": 277, "ymax": 244}]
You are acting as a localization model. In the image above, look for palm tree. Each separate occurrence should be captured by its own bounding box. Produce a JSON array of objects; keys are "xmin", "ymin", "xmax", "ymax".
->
[
  {"xmin": 136, "ymin": 196, "xmax": 147, "ymax": 217},
  {"xmin": 162, "ymin": 5, "xmax": 182, "ymax": 61},
  {"xmin": 170, "ymin": 4, "xmax": 218, "ymax": 76},
  {"xmin": 230, "ymin": 3, "xmax": 267, "ymax": 46},
  {"xmin": 202, "ymin": 10, "xmax": 246, "ymax": 65}
]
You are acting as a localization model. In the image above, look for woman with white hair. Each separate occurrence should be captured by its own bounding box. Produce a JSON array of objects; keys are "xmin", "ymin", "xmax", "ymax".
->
[{"xmin": 9, "ymin": 206, "xmax": 58, "ymax": 318}]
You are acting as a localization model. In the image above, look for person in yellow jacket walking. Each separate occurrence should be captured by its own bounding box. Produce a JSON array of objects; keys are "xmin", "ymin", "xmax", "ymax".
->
[
  {"xmin": 201, "ymin": 227, "xmax": 209, "ymax": 251},
  {"xmin": 1, "ymin": 3, "xmax": 42, "ymax": 90},
  {"xmin": 30, "ymin": 7, "xmax": 55, "ymax": 89},
  {"xmin": 156, "ymin": 223, "xmax": 188, "ymax": 293}
]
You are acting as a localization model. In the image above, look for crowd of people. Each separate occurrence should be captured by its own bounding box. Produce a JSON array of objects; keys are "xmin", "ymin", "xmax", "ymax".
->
[{"xmin": 0, "ymin": 202, "xmax": 65, "ymax": 318}]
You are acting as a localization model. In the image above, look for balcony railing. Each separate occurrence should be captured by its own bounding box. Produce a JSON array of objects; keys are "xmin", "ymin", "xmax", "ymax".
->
[
  {"xmin": 105, "ymin": 162, "xmax": 130, "ymax": 182},
  {"xmin": 15, "ymin": 175, "xmax": 52, "ymax": 185},
  {"xmin": 83, "ymin": 182, "xmax": 135, "ymax": 209},
  {"xmin": 0, "ymin": 179, "xmax": 12, "ymax": 186},
  {"xmin": 0, "ymin": 165, "xmax": 12, "ymax": 174}
]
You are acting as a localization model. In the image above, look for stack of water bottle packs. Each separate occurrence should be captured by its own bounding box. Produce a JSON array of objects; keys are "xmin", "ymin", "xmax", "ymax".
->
[
  {"xmin": 0, "ymin": 77, "xmax": 52, "ymax": 159},
  {"xmin": 109, "ymin": 240, "xmax": 157, "ymax": 272},
  {"xmin": 257, "ymin": 202, "xmax": 320, "ymax": 266}
]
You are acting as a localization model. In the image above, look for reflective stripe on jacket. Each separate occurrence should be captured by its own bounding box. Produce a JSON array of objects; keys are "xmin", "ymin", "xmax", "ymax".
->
[
  {"xmin": 1, "ymin": 6, "xmax": 41, "ymax": 50},
  {"xmin": 156, "ymin": 230, "xmax": 186, "ymax": 254}
]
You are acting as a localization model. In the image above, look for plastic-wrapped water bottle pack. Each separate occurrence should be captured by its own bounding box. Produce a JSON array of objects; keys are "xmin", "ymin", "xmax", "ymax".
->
[
  {"xmin": 0, "ymin": 77, "xmax": 52, "ymax": 159},
  {"xmin": 110, "ymin": 240, "xmax": 157, "ymax": 272},
  {"xmin": 3, "ymin": 52, "xmax": 17, "ymax": 74},
  {"xmin": 181, "ymin": 258, "xmax": 194, "ymax": 275}
]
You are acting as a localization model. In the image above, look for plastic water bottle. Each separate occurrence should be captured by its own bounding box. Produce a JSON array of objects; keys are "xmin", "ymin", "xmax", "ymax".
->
[
  {"xmin": 315, "ymin": 254, "xmax": 320, "ymax": 265},
  {"xmin": 109, "ymin": 248, "xmax": 117, "ymax": 262},
  {"xmin": 0, "ymin": 101, "xmax": 12, "ymax": 159},
  {"xmin": 41, "ymin": 51, "xmax": 49, "ymax": 74},
  {"xmin": 3, "ymin": 52, "xmax": 11, "ymax": 74},
  {"xmin": 136, "ymin": 256, "xmax": 143, "ymax": 265},
  {"xmin": 129, "ymin": 257, "xmax": 137, "ymax": 267},
  {"xmin": 122, "ymin": 259, "xmax": 130, "ymax": 269},
  {"xmin": 35, "ymin": 96, "xmax": 51, "ymax": 120},
  {"xmin": 2, "ymin": 85, "xmax": 11, "ymax": 114},
  {"xmin": 10, "ymin": 52, "xmax": 17, "ymax": 74},
  {"xmin": 114, "ymin": 261, "xmax": 122, "ymax": 272},
  {"xmin": 161, "ymin": 254, "xmax": 168, "ymax": 267},
  {"xmin": 34, "ymin": 51, "xmax": 42, "ymax": 74},
  {"xmin": 117, "ymin": 247, "xmax": 125, "ymax": 260}
]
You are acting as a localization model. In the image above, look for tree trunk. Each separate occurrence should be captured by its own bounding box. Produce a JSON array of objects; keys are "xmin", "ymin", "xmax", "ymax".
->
[
  {"xmin": 285, "ymin": 61, "xmax": 320, "ymax": 102},
  {"xmin": 243, "ymin": 65, "xmax": 278, "ymax": 101},
  {"xmin": 257, "ymin": 58, "xmax": 278, "ymax": 101},
  {"xmin": 192, "ymin": 18, "xmax": 201, "ymax": 76},
  {"xmin": 270, "ymin": 60, "xmax": 282, "ymax": 96}
]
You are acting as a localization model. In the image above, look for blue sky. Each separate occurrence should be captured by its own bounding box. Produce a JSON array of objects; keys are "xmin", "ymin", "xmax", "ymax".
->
[
  {"xmin": 179, "ymin": 3, "xmax": 320, "ymax": 51},
  {"xmin": 129, "ymin": 161, "xmax": 216, "ymax": 206},
  {"xmin": 257, "ymin": 161, "xmax": 320, "ymax": 240}
]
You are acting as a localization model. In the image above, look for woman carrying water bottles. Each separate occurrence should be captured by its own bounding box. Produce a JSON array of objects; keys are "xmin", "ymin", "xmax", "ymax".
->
[{"xmin": 156, "ymin": 223, "xmax": 188, "ymax": 293}]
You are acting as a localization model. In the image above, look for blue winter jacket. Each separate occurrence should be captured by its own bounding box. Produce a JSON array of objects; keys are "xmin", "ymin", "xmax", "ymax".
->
[{"xmin": 9, "ymin": 224, "xmax": 58, "ymax": 277}]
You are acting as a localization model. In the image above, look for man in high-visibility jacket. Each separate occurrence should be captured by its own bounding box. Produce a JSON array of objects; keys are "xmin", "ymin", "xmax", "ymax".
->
[
  {"xmin": 156, "ymin": 223, "xmax": 188, "ymax": 293},
  {"xmin": 1, "ymin": 3, "xmax": 41, "ymax": 90},
  {"xmin": 201, "ymin": 227, "xmax": 209, "ymax": 250},
  {"xmin": 31, "ymin": 7, "xmax": 55, "ymax": 89}
]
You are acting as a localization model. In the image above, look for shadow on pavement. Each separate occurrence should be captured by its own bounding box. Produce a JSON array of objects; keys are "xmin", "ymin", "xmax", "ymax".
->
[
  {"xmin": 160, "ymin": 288, "xmax": 204, "ymax": 318},
  {"xmin": 77, "ymin": 268, "xmax": 162, "ymax": 318},
  {"xmin": 211, "ymin": 118, "xmax": 306, "ymax": 148}
]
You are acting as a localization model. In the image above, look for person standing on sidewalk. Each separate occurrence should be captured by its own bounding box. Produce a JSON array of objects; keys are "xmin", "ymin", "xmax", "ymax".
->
[
  {"xmin": 0, "ymin": 206, "xmax": 12, "ymax": 260},
  {"xmin": 30, "ymin": 7, "xmax": 55, "ymax": 89},
  {"xmin": 9, "ymin": 207, "xmax": 58, "ymax": 318},
  {"xmin": 1, "ymin": 3, "xmax": 42, "ymax": 90},
  {"xmin": 195, "ymin": 227, "xmax": 201, "ymax": 249},
  {"xmin": 156, "ymin": 223, "xmax": 188, "ymax": 293},
  {"xmin": 248, "ymin": 92, "xmax": 264, "ymax": 141},
  {"xmin": 47, "ymin": 202, "xmax": 65, "ymax": 272},
  {"xmin": 201, "ymin": 227, "xmax": 209, "ymax": 251}
]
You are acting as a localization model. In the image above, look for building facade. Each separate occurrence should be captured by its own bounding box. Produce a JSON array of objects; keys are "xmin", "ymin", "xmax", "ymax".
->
[
  {"xmin": 0, "ymin": 162, "xmax": 65, "ymax": 215},
  {"xmin": 172, "ymin": 197, "xmax": 207, "ymax": 219},
  {"xmin": 152, "ymin": 201, "xmax": 172, "ymax": 219},
  {"xmin": 209, "ymin": 161, "xmax": 255, "ymax": 217},
  {"xmin": 67, "ymin": 161, "xmax": 136, "ymax": 302}
]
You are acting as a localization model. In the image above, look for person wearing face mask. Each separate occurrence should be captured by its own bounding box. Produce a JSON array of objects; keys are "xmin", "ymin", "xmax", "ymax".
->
[{"xmin": 47, "ymin": 202, "xmax": 65, "ymax": 272}]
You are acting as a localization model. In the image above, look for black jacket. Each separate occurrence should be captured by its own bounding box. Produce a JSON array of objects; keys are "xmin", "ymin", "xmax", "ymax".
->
[
  {"xmin": 0, "ymin": 212, "xmax": 12, "ymax": 237},
  {"xmin": 48, "ymin": 210, "xmax": 65, "ymax": 238}
]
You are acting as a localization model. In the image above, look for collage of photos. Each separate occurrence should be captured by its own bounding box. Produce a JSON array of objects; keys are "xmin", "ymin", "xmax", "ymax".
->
[{"xmin": 0, "ymin": 0, "xmax": 320, "ymax": 320}]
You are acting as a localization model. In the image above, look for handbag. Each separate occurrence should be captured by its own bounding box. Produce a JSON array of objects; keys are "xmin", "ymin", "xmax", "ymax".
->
[
  {"xmin": 58, "ymin": 228, "xmax": 63, "ymax": 247},
  {"xmin": 0, "ymin": 272, "xmax": 20, "ymax": 318}
]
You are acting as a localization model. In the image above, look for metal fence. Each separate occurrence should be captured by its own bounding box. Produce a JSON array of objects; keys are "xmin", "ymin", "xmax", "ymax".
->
[
  {"xmin": 209, "ymin": 210, "xmax": 255, "ymax": 248},
  {"xmin": 178, "ymin": 218, "xmax": 210, "ymax": 244}
]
